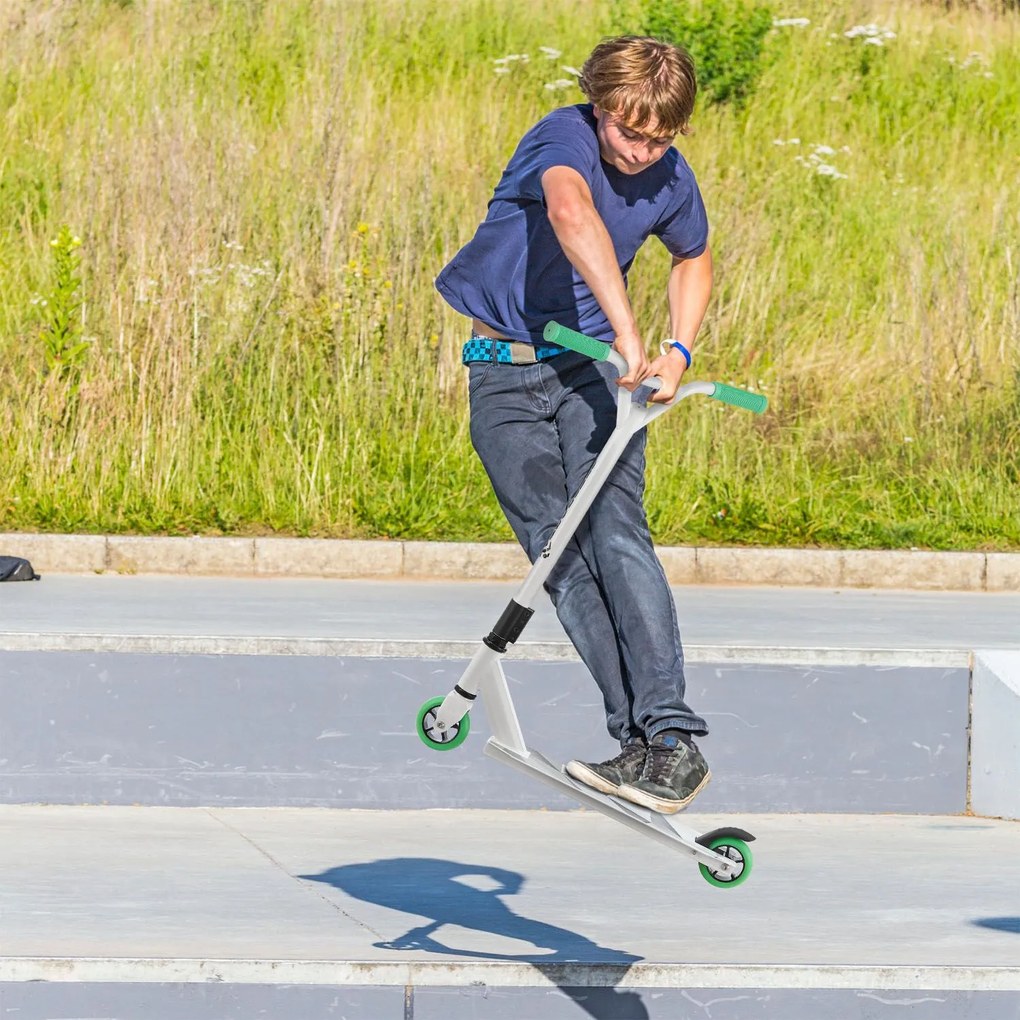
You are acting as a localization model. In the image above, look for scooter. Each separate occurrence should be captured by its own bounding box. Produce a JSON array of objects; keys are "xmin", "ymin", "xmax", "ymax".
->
[{"xmin": 415, "ymin": 322, "xmax": 767, "ymax": 888}]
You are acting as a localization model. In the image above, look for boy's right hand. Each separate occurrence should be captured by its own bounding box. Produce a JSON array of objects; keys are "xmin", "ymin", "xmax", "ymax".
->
[{"xmin": 612, "ymin": 332, "xmax": 651, "ymax": 390}]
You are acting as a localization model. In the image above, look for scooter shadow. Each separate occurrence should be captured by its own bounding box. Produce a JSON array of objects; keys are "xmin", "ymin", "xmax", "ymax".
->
[{"xmin": 301, "ymin": 857, "xmax": 650, "ymax": 1020}]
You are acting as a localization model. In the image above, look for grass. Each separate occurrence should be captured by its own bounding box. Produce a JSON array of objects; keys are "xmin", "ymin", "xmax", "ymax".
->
[{"xmin": 0, "ymin": 0, "xmax": 1017, "ymax": 549}]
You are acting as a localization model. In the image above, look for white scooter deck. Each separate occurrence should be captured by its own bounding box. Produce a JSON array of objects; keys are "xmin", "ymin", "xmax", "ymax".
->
[{"xmin": 483, "ymin": 739, "xmax": 744, "ymax": 876}]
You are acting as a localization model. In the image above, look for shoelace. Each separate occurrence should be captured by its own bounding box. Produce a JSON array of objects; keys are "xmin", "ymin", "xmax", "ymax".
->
[
  {"xmin": 642, "ymin": 744, "xmax": 683, "ymax": 784},
  {"xmin": 609, "ymin": 745, "xmax": 645, "ymax": 769}
]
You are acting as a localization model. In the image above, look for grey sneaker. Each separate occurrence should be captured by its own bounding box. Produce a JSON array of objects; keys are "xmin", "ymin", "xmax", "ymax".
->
[
  {"xmin": 565, "ymin": 742, "xmax": 646, "ymax": 796},
  {"xmin": 617, "ymin": 731, "xmax": 710, "ymax": 813}
]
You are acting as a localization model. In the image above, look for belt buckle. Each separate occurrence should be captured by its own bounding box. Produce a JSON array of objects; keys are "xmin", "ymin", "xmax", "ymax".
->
[{"xmin": 509, "ymin": 342, "xmax": 537, "ymax": 365}]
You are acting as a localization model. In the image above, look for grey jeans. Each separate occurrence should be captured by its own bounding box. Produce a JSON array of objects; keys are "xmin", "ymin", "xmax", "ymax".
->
[{"xmin": 467, "ymin": 348, "xmax": 708, "ymax": 745}]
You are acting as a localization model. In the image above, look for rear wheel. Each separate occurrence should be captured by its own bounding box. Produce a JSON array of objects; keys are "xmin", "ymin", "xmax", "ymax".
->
[{"xmin": 698, "ymin": 836, "xmax": 753, "ymax": 888}]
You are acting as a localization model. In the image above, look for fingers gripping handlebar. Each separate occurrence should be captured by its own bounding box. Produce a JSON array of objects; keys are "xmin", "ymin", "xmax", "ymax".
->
[{"xmin": 542, "ymin": 321, "xmax": 768, "ymax": 415}]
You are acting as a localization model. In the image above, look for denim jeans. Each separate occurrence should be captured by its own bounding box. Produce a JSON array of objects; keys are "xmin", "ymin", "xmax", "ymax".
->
[{"xmin": 467, "ymin": 347, "xmax": 708, "ymax": 745}]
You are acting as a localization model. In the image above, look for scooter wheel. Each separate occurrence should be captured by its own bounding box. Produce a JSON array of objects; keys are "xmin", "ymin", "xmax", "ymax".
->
[
  {"xmin": 698, "ymin": 836, "xmax": 753, "ymax": 888},
  {"xmin": 416, "ymin": 696, "xmax": 471, "ymax": 751}
]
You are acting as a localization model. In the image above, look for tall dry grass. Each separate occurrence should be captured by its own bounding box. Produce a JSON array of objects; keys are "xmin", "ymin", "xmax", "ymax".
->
[{"xmin": 1, "ymin": 0, "xmax": 1017, "ymax": 547}]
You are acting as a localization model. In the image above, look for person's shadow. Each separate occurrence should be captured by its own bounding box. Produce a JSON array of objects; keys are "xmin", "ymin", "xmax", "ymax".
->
[
  {"xmin": 301, "ymin": 857, "xmax": 649, "ymax": 1019},
  {"xmin": 973, "ymin": 917, "xmax": 1020, "ymax": 934}
]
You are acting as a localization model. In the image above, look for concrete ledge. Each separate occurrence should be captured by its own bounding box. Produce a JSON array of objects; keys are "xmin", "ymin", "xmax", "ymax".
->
[
  {"xmin": 986, "ymin": 552, "xmax": 1020, "ymax": 592},
  {"xmin": 3, "ymin": 958, "xmax": 1020, "ymax": 991},
  {"xmin": 402, "ymin": 540, "xmax": 528, "ymax": 580},
  {"xmin": 253, "ymin": 537, "xmax": 401, "ymax": 578},
  {"xmin": 696, "ymin": 547, "xmax": 842, "ymax": 586},
  {"xmin": 0, "ymin": 533, "xmax": 1017, "ymax": 590},
  {"xmin": 971, "ymin": 650, "xmax": 1020, "ymax": 821},
  {"xmin": 0, "ymin": 534, "xmax": 106, "ymax": 573},
  {"xmin": 107, "ymin": 536, "xmax": 255, "ymax": 575},
  {"xmin": 838, "ymin": 549, "xmax": 986, "ymax": 591}
]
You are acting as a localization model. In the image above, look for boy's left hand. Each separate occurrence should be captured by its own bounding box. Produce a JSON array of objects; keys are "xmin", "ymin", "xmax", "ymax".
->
[{"xmin": 647, "ymin": 348, "xmax": 688, "ymax": 403}]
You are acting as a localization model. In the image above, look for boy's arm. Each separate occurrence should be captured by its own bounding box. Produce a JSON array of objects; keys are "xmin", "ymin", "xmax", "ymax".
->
[
  {"xmin": 646, "ymin": 247, "xmax": 713, "ymax": 403},
  {"xmin": 541, "ymin": 166, "xmax": 650, "ymax": 389}
]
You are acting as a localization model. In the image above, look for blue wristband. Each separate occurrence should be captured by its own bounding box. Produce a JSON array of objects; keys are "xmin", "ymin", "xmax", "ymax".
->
[{"xmin": 660, "ymin": 340, "xmax": 692, "ymax": 369}]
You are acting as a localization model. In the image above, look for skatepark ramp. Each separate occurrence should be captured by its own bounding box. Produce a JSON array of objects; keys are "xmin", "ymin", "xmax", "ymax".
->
[{"xmin": 1, "ymin": 575, "xmax": 1018, "ymax": 1018}]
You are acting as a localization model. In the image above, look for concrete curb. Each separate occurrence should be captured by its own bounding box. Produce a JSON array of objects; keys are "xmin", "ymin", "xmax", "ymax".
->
[
  {"xmin": 0, "ymin": 533, "xmax": 1016, "ymax": 591},
  {"xmin": 3, "ymin": 957, "xmax": 1019, "ymax": 991}
]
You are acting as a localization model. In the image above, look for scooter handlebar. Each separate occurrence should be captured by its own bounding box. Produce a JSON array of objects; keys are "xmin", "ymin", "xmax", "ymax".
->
[
  {"xmin": 542, "ymin": 321, "xmax": 611, "ymax": 361},
  {"xmin": 542, "ymin": 321, "xmax": 768, "ymax": 414},
  {"xmin": 709, "ymin": 382, "xmax": 768, "ymax": 415}
]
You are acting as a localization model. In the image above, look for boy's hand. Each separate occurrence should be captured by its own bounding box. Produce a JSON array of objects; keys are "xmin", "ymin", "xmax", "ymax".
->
[
  {"xmin": 646, "ymin": 347, "xmax": 688, "ymax": 403},
  {"xmin": 612, "ymin": 332, "xmax": 651, "ymax": 390}
]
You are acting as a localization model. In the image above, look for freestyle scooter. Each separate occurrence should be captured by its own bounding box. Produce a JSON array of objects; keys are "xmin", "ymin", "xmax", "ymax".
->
[{"xmin": 415, "ymin": 322, "xmax": 767, "ymax": 888}]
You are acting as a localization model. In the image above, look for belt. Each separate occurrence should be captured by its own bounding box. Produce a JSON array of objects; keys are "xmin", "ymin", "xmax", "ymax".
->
[{"xmin": 461, "ymin": 337, "xmax": 567, "ymax": 365}]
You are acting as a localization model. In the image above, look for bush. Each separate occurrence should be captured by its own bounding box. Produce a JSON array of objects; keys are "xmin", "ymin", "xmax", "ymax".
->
[{"xmin": 615, "ymin": 0, "xmax": 774, "ymax": 106}]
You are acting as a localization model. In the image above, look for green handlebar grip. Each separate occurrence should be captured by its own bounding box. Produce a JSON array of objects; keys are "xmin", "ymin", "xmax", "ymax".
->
[
  {"xmin": 710, "ymin": 382, "xmax": 768, "ymax": 414},
  {"xmin": 543, "ymin": 321, "xmax": 610, "ymax": 361}
]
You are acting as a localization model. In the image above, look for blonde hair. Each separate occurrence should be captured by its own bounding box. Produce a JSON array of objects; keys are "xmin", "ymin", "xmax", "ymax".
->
[{"xmin": 578, "ymin": 36, "xmax": 697, "ymax": 137}]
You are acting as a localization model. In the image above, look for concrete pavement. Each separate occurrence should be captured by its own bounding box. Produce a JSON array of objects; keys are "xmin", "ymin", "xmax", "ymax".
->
[
  {"xmin": 2, "ymin": 806, "xmax": 1018, "ymax": 978},
  {"xmin": 1, "ymin": 573, "xmax": 1019, "ymax": 662}
]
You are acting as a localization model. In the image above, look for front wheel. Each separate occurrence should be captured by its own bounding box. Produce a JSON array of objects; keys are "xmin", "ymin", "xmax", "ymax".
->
[
  {"xmin": 416, "ymin": 696, "xmax": 471, "ymax": 751},
  {"xmin": 698, "ymin": 837, "xmax": 753, "ymax": 888}
]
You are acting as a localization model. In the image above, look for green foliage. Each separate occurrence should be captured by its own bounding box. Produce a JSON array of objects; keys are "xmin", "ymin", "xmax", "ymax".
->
[
  {"xmin": 0, "ymin": 0, "xmax": 1017, "ymax": 548},
  {"xmin": 38, "ymin": 227, "xmax": 89, "ymax": 386},
  {"xmin": 616, "ymin": 0, "xmax": 774, "ymax": 106}
]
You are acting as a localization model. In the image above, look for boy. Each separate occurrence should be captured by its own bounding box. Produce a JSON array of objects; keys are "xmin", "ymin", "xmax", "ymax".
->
[{"xmin": 435, "ymin": 36, "xmax": 713, "ymax": 813}]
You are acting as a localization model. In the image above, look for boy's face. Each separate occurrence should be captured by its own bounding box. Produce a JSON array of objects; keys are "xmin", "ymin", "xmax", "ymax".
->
[{"xmin": 592, "ymin": 106, "xmax": 675, "ymax": 175}]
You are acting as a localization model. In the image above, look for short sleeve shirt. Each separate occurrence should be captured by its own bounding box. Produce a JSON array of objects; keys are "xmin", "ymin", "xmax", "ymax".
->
[{"xmin": 435, "ymin": 103, "xmax": 708, "ymax": 344}]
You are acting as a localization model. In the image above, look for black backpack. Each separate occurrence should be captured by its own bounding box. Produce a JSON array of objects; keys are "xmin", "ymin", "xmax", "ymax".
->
[{"xmin": 0, "ymin": 556, "xmax": 40, "ymax": 581}]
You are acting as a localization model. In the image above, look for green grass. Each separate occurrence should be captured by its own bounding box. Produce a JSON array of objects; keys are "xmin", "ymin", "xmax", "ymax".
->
[{"xmin": 0, "ymin": 0, "xmax": 1017, "ymax": 548}]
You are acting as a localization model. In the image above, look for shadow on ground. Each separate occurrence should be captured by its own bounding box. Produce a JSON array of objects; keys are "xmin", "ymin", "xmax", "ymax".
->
[
  {"xmin": 301, "ymin": 857, "xmax": 650, "ymax": 1020},
  {"xmin": 973, "ymin": 917, "xmax": 1020, "ymax": 934}
]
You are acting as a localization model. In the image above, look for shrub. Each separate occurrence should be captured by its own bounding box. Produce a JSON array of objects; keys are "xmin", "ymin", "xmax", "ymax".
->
[{"xmin": 614, "ymin": 0, "xmax": 774, "ymax": 107}]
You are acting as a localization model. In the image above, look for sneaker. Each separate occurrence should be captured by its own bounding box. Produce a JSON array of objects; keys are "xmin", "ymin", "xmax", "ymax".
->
[
  {"xmin": 564, "ymin": 742, "xmax": 646, "ymax": 796},
  {"xmin": 617, "ymin": 731, "xmax": 710, "ymax": 814}
]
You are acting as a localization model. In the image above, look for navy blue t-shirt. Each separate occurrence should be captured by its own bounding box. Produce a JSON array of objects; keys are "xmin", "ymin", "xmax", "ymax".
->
[{"xmin": 435, "ymin": 104, "xmax": 708, "ymax": 344}]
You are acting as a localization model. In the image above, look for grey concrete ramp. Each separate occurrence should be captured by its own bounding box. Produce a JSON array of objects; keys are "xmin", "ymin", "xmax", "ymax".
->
[
  {"xmin": 1, "ymin": 806, "xmax": 1018, "ymax": 1018},
  {"xmin": 0, "ymin": 574, "xmax": 1004, "ymax": 814},
  {"xmin": 0, "ymin": 651, "xmax": 970, "ymax": 812}
]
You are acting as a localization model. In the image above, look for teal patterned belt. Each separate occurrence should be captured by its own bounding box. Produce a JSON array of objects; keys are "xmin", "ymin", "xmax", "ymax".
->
[{"xmin": 462, "ymin": 336, "xmax": 568, "ymax": 365}]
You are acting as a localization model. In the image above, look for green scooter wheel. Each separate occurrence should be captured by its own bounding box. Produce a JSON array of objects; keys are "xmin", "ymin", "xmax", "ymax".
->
[
  {"xmin": 416, "ymin": 696, "xmax": 471, "ymax": 751},
  {"xmin": 698, "ymin": 836, "xmax": 753, "ymax": 888}
]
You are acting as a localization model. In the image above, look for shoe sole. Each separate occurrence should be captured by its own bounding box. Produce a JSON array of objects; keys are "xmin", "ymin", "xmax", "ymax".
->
[
  {"xmin": 564, "ymin": 760, "xmax": 621, "ymax": 796},
  {"xmin": 616, "ymin": 770, "xmax": 712, "ymax": 814}
]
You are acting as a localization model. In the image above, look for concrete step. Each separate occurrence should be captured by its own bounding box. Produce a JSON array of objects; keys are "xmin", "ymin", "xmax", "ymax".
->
[
  {"xmin": 2, "ymin": 575, "xmax": 1017, "ymax": 814},
  {"xmin": 1, "ymin": 805, "xmax": 1018, "ymax": 1019},
  {"xmin": 0, "ymin": 648, "xmax": 972, "ymax": 813}
]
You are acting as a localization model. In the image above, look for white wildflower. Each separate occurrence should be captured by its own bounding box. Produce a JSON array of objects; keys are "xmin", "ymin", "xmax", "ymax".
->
[
  {"xmin": 773, "ymin": 17, "xmax": 810, "ymax": 27},
  {"xmin": 561, "ymin": 65, "xmax": 582, "ymax": 77},
  {"xmin": 493, "ymin": 66, "xmax": 510, "ymax": 74},
  {"xmin": 793, "ymin": 143, "xmax": 849, "ymax": 180},
  {"xmin": 538, "ymin": 46, "xmax": 562, "ymax": 59},
  {"xmin": 544, "ymin": 79, "xmax": 575, "ymax": 91},
  {"xmin": 844, "ymin": 24, "xmax": 896, "ymax": 42},
  {"xmin": 814, "ymin": 163, "xmax": 848, "ymax": 179},
  {"xmin": 864, "ymin": 36, "xmax": 885, "ymax": 47}
]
